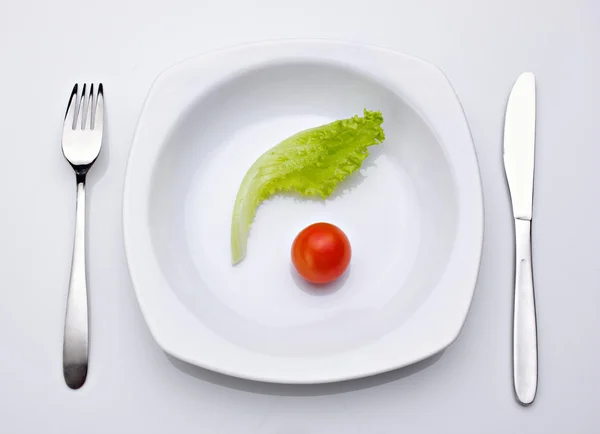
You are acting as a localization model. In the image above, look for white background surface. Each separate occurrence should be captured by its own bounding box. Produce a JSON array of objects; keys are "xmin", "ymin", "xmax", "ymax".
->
[{"xmin": 0, "ymin": 0, "xmax": 598, "ymax": 432}]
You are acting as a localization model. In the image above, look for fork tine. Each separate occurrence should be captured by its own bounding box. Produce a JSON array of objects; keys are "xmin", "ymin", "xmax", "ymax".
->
[
  {"xmin": 94, "ymin": 83, "xmax": 104, "ymax": 131},
  {"xmin": 77, "ymin": 83, "xmax": 87, "ymax": 129},
  {"xmin": 64, "ymin": 84, "xmax": 78, "ymax": 129},
  {"xmin": 84, "ymin": 84, "xmax": 94, "ymax": 130}
]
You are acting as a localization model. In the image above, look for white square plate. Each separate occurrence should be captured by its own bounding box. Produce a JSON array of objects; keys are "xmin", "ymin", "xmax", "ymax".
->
[{"xmin": 123, "ymin": 40, "xmax": 483, "ymax": 383}]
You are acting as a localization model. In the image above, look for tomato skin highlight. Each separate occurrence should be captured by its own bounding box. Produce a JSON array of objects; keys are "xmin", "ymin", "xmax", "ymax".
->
[{"xmin": 291, "ymin": 223, "xmax": 351, "ymax": 284}]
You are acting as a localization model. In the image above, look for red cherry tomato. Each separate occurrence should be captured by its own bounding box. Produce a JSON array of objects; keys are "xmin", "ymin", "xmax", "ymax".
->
[{"xmin": 291, "ymin": 222, "xmax": 351, "ymax": 284}]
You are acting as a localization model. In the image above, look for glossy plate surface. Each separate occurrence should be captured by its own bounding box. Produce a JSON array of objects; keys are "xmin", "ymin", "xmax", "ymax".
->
[{"xmin": 123, "ymin": 40, "xmax": 483, "ymax": 383}]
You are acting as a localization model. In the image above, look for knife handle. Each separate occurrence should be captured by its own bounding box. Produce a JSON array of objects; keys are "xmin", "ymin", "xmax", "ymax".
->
[{"xmin": 513, "ymin": 218, "xmax": 538, "ymax": 405}]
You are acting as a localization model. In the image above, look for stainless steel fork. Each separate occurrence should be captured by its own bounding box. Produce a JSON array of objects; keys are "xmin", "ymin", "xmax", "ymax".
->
[{"xmin": 61, "ymin": 83, "xmax": 104, "ymax": 389}]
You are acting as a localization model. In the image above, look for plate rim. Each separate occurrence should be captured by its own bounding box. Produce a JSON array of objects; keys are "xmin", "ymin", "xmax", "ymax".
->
[{"xmin": 123, "ymin": 39, "xmax": 484, "ymax": 384}]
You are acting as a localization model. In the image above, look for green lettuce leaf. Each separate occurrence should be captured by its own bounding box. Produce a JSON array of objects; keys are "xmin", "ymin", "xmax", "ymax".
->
[{"xmin": 231, "ymin": 109, "xmax": 385, "ymax": 264}]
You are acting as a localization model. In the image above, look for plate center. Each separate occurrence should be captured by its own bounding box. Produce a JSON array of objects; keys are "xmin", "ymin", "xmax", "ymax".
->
[{"xmin": 149, "ymin": 62, "xmax": 458, "ymax": 356}]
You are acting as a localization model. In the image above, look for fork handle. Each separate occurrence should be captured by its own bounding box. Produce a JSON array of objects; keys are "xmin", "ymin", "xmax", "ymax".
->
[
  {"xmin": 513, "ymin": 218, "xmax": 538, "ymax": 405},
  {"xmin": 63, "ymin": 176, "xmax": 89, "ymax": 389}
]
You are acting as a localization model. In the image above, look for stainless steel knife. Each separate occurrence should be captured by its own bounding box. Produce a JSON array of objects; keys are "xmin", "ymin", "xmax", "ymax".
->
[{"xmin": 503, "ymin": 72, "xmax": 538, "ymax": 405}]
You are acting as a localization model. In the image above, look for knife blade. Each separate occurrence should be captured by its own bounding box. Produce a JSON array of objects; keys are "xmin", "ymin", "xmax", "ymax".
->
[
  {"xmin": 504, "ymin": 73, "xmax": 536, "ymax": 220},
  {"xmin": 503, "ymin": 72, "xmax": 538, "ymax": 405}
]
